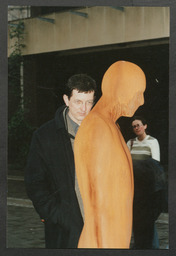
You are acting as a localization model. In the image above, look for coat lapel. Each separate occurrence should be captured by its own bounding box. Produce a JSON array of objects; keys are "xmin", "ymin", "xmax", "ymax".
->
[{"xmin": 55, "ymin": 106, "xmax": 75, "ymax": 186}]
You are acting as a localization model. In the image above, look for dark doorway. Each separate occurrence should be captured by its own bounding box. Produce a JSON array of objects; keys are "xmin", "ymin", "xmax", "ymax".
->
[{"xmin": 23, "ymin": 39, "xmax": 169, "ymax": 166}]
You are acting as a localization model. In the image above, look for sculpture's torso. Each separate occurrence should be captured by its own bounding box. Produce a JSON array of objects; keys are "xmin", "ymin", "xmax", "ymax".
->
[{"xmin": 74, "ymin": 112, "xmax": 134, "ymax": 248}]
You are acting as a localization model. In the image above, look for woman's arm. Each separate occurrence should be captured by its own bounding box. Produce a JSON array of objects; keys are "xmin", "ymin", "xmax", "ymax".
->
[{"xmin": 151, "ymin": 138, "xmax": 160, "ymax": 161}]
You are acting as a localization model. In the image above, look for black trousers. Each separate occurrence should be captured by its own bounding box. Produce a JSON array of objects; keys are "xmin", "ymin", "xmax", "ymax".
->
[
  {"xmin": 44, "ymin": 220, "xmax": 69, "ymax": 248},
  {"xmin": 133, "ymin": 217, "xmax": 154, "ymax": 249},
  {"xmin": 133, "ymin": 196, "xmax": 155, "ymax": 249}
]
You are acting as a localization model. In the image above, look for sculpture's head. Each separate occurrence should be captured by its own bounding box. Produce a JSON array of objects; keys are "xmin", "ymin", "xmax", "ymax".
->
[{"xmin": 101, "ymin": 61, "xmax": 146, "ymax": 118}]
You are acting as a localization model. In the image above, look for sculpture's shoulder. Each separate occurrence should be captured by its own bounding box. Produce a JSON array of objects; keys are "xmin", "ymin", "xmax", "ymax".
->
[
  {"xmin": 76, "ymin": 112, "xmax": 115, "ymax": 146},
  {"xmin": 81, "ymin": 112, "xmax": 110, "ymax": 132}
]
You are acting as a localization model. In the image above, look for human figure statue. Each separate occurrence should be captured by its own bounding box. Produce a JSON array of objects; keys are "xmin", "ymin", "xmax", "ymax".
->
[{"xmin": 74, "ymin": 61, "xmax": 146, "ymax": 248}]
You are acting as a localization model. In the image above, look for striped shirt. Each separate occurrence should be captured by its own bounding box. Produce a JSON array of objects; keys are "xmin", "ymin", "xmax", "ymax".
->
[{"xmin": 127, "ymin": 135, "xmax": 160, "ymax": 161}]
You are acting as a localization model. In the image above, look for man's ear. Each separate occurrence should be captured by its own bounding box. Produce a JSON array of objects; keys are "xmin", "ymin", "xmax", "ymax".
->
[
  {"xmin": 144, "ymin": 124, "xmax": 147, "ymax": 130},
  {"xmin": 63, "ymin": 94, "xmax": 69, "ymax": 106}
]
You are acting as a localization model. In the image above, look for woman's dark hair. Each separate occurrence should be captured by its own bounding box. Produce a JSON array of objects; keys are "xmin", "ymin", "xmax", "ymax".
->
[
  {"xmin": 65, "ymin": 74, "xmax": 97, "ymax": 99},
  {"xmin": 131, "ymin": 116, "xmax": 147, "ymax": 125}
]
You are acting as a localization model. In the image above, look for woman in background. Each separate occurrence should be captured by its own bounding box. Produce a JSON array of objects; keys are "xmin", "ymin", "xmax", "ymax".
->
[{"xmin": 127, "ymin": 116, "xmax": 161, "ymax": 249}]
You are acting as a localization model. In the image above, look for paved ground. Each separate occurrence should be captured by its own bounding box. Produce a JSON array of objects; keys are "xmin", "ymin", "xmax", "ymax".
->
[{"xmin": 7, "ymin": 170, "xmax": 169, "ymax": 249}]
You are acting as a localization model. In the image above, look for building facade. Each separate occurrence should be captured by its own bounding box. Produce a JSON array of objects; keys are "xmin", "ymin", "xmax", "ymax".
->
[{"xmin": 8, "ymin": 6, "xmax": 169, "ymax": 166}]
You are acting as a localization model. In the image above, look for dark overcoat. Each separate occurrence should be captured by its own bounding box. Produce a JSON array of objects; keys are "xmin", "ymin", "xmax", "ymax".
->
[{"xmin": 25, "ymin": 105, "xmax": 83, "ymax": 248}]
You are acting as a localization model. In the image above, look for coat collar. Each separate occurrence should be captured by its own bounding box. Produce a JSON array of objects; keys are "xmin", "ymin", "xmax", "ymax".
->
[{"xmin": 54, "ymin": 105, "xmax": 67, "ymax": 130}]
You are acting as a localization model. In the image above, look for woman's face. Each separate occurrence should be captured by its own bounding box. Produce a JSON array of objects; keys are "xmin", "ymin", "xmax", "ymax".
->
[{"xmin": 132, "ymin": 119, "xmax": 147, "ymax": 136}]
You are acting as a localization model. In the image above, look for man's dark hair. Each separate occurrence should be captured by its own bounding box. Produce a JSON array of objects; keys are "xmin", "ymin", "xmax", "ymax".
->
[
  {"xmin": 131, "ymin": 116, "xmax": 147, "ymax": 125},
  {"xmin": 65, "ymin": 74, "xmax": 97, "ymax": 99}
]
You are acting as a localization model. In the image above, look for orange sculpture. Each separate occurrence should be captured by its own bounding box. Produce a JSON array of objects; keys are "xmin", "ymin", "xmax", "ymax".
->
[{"xmin": 74, "ymin": 61, "xmax": 146, "ymax": 248}]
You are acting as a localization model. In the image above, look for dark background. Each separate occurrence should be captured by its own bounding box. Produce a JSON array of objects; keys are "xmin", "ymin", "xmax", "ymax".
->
[{"xmin": 10, "ymin": 39, "xmax": 168, "ymax": 167}]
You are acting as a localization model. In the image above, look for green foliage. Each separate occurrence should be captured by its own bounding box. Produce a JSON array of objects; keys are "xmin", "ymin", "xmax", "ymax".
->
[
  {"xmin": 8, "ymin": 21, "xmax": 25, "ymax": 96},
  {"xmin": 8, "ymin": 56, "xmax": 21, "ymax": 97},
  {"xmin": 8, "ymin": 19, "xmax": 35, "ymax": 170},
  {"xmin": 8, "ymin": 107, "xmax": 36, "ymax": 169},
  {"xmin": 9, "ymin": 21, "xmax": 25, "ymax": 55}
]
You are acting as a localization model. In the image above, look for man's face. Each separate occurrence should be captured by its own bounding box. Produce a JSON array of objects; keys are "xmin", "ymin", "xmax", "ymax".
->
[
  {"xmin": 132, "ymin": 119, "xmax": 147, "ymax": 137},
  {"xmin": 63, "ymin": 89, "xmax": 95, "ymax": 125}
]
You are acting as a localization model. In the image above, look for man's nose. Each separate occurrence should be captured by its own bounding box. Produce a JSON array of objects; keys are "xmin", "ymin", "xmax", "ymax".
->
[{"xmin": 81, "ymin": 102, "xmax": 86, "ymax": 112}]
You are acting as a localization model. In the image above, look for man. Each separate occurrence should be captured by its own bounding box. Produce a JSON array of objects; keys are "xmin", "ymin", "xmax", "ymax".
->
[{"xmin": 25, "ymin": 74, "xmax": 97, "ymax": 248}]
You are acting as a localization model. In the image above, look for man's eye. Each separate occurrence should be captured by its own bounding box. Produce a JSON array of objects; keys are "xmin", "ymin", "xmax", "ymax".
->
[{"xmin": 75, "ymin": 100, "xmax": 81, "ymax": 104}]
